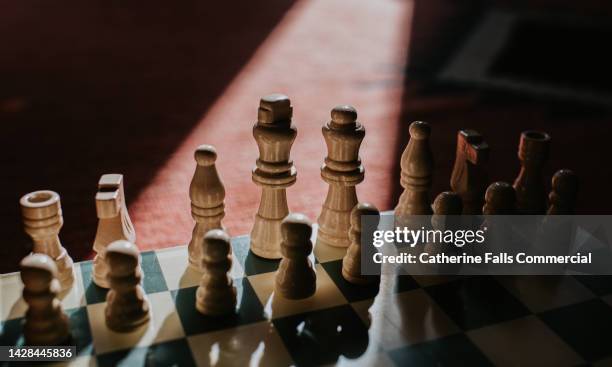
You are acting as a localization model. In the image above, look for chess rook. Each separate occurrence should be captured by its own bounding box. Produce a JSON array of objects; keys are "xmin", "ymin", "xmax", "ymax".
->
[
  {"xmin": 317, "ymin": 105, "xmax": 365, "ymax": 248},
  {"xmin": 104, "ymin": 240, "xmax": 150, "ymax": 332},
  {"xmin": 92, "ymin": 174, "xmax": 136, "ymax": 288},
  {"xmin": 275, "ymin": 213, "xmax": 316, "ymax": 299},
  {"xmin": 20, "ymin": 253, "xmax": 70, "ymax": 345},
  {"xmin": 251, "ymin": 94, "xmax": 297, "ymax": 259},
  {"xmin": 513, "ymin": 130, "xmax": 551, "ymax": 214},
  {"xmin": 547, "ymin": 169, "xmax": 579, "ymax": 215},
  {"xmin": 195, "ymin": 230, "xmax": 236, "ymax": 315},
  {"xmin": 483, "ymin": 182, "xmax": 516, "ymax": 215},
  {"xmin": 342, "ymin": 203, "xmax": 379, "ymax": 285},
  {"xmin": 20, "ymin": 190, "xmax": 74, "ymax": 291},
  {"xmin": 395, "ymin": 121, "xmax": 434, "ymax": 216},
  {"xmin": 188, "ymin": 145, "xmax": 226, "ymax": 270},
  {"xmin": 450, "ymin": 130, "xmax": 489, "ymax": 214}
]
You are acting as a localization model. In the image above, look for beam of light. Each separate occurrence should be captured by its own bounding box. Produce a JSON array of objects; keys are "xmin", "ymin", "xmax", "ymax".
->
[{"xmin": 130, "ymin": 0, "xmax": 414, "ymax": 250}]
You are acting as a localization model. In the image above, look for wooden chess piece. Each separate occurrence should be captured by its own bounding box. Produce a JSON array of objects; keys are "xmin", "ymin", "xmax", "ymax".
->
[
  {"xmin": 483, "ymin": 182, "xmax": 516, "ymax": 215},
  {"xmin": 395, "ymin": 121, "xmax": 434, "ymax": 216},
  {"xmin": 275, "ymin": 213, "xmax": 316, "ymax": 299},
  {"xmin": 20, "ymin": 190, "xmax": 74, "ymax": 291},
  {"xmin": 342, "ymin": 203, "xmax": 379, "ymax": 285},
  {"xmin": 104, "ymin": 240, "xmax": 150, "ymax": 332},
  {"xmin": 513, "ymin": 131, "xmax": 551, "ymax": 214},
  {"xmin": 317, "ymin": 105, "xmax": 365, "ymax": 248},
  {"xmin": 92, "ymin": 174, "xmax": 136, "ymax": 288},
  {"xmin": 195, "ymin": 229, "xmax": 236, "ymax": 315},
  {"xmin": 251, "ymin": 94, "xmax": 297, "ymax": 259},
  {"xmin": 450, "ymin": 130, "xmax": 489, "ymax": 214},
  {"xmin": 20, "ymin": 253, "xmax": 70, "ymax": 345},
  {"xmin": 431, "ymin": 191, "xmax": 463, "ymax": 229},
  {"xmin": 547, "ymin": 169, "xmax": 578, "ymax": 215},
  {"xmin": 425, "ymin": 192, "xmax": 464, "ymax": 274},
  {"xmin": 188, "ymin": 145, "xmax": 226, "ymax": 270}
]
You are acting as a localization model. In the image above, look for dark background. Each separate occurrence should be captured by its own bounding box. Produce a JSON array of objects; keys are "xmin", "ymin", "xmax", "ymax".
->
[{"xmin": 1, "ymin": 0, "xmax": 611, "ymax": 273}]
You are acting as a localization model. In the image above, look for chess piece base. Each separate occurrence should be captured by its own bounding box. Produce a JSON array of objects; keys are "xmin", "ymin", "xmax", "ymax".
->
[
  {"xmin": 250, "ymin": 216, "xmax": 283, "ymax": 259},
  {"xmin": 105, "ymin": 303, "xmax": 150, "ymax": 332},
  {"xmin": 195, "ymin": 287, "xmax": 237, "ymax": 316},
  {"xmin": 24, "ymin": 313, "xmax": 71, "ymax": 346},
  {"xmin": 92, "ymin": 255, "xmax": 110, "ymax": 288}
]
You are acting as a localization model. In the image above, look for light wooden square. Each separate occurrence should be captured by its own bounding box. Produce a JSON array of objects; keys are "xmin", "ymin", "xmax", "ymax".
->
[
  {"xmin": 351, "ymin": 298, "xmax": 409, "ymax": 351},
  {"xmin": 382, "ymin": 288, "xmax": 459, "ymax": 348},
  {"xmin": 187, "ymin": 321, "xmax": 292, "ymax": 367},
  {"xmin": 248, "ymin": 264, "xmax": 347, "ymax": 319},
  {"xmin": 156, "ymin": 245, "xmax": 244, "ymax": 290},
  {"xmin": 86, "ymin": 291, "xmax": 184, "ymax": 354}
]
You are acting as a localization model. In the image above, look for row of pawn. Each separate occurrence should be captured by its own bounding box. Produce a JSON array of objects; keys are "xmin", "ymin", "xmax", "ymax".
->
[
  {"xmin": 20, "ymin": 240, "xmax": 148, "ymax": 345},
  {"xmin": 19, "ymin": 202, "xmax": 379, "ymax": 346}
]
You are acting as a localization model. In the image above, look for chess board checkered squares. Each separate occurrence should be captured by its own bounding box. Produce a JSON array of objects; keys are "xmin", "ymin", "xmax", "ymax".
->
[
  {"xmin": 247, "ymin": 263, "xmax": 347, "ymax": 320},
  {"xmin": 171, "ymin": 277, "xmax": 264, "ymax": 336},
  {"xmin": 424, "ymin": 276, "xmax": 532, "ymax": 331},
  {"xmin": 496, "ymin": 275, "xmax": 596, "ymax": 313},
  {"xmin": 87, "ymin": 291, "xmax": 185, "ymax": 355},
  {"xmin": 96, "ymin": 338, "xmax": 195, "ymax": 367},
  {"xmin": 156, "ymin": 245, "xmax": 244, "ymax": 291},
  {"xmin": 574, "ymin": 275, "xmax": 612, "ymax": 297},
  {"xmin": 466, "ymin": 315, "xmax": 584, "ymax": 366},
  {"xmin": 229, "ymin": 233, "xmax": 347, "ymax": 277},
  {"xmin": 388, "ymin": 333, "xmax": 492, "ymax": 366},
  {"xmin": 271, "ymin": 304, "xmax": 371, "ymax": 366},
  {"xmin": 80, "ymin": 250, "xmax": 169, "ymax": 305},
  {"xmin": 186, "ymin": 321, "xmax": 292, "ymax": 367}
]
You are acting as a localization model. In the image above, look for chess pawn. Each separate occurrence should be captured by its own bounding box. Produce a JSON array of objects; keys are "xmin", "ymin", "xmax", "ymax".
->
[
  {"xmin": 513, "ymin": 130, "xmax": 551, "ymax": 214},
  {"xmin": 20, "ymin": 190, "xmax": 74, "ymax": 291},
  {"xmin": 547, "ymin": 169, "xmax": 578, "ymax": 215},
  {"xmin": 20, "ymin": 253, "xmax": 70, "ymax": 345},
  {"xmin": 342, "ymin": 203, "xmax": 379, "ymax": 285},
  {"xmin": 188, "ymin": 145, "xmax": 226, "ymax": 270},
  {"xmin": 450, "ymin": 130, "xmax": 489, "ymax": 214},
  {"xmin": 92, "ymin": 174, "xmax": 136, "ymax": 288},
  {"xmin": 251, "ymin": 94, "xmax": 297, "ymax": 259},
  {"xmin": 538, "ymin": 170, "xmax": 579, "ymax": 266},
  {"xmin": 395, "ymin": 121, "xmax": 434, "ymax": 216},
  {"xmin": 105, "ymin": 240, "xmax": 150, "ymax": 332},
  {"xmin": 275, "ymin": 213, "xmax": 316, "ymax": 299},
  {"xmin": 317, "ymin": 106, "xmax": 365, "ymax": 248},
  {"xmin": 431, "ymin": 191, "xmax": 463, "ymax": 230},
  {"xmin": 195, "ymin": 230, "xmax": 236, "ymax": 315},
  {"xmin": 425, "ymin": 192, "xmax": 463, "ymax": 274},
  {"xmin": 483, "ymin": 182, "xmax": 516, "ymax": 215}
]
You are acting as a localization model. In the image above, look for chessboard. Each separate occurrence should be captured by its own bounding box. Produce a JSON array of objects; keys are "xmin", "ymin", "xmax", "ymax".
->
[{"xmin": 2, "ymin": 220, "xmax": 612, "ymax": 367}]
